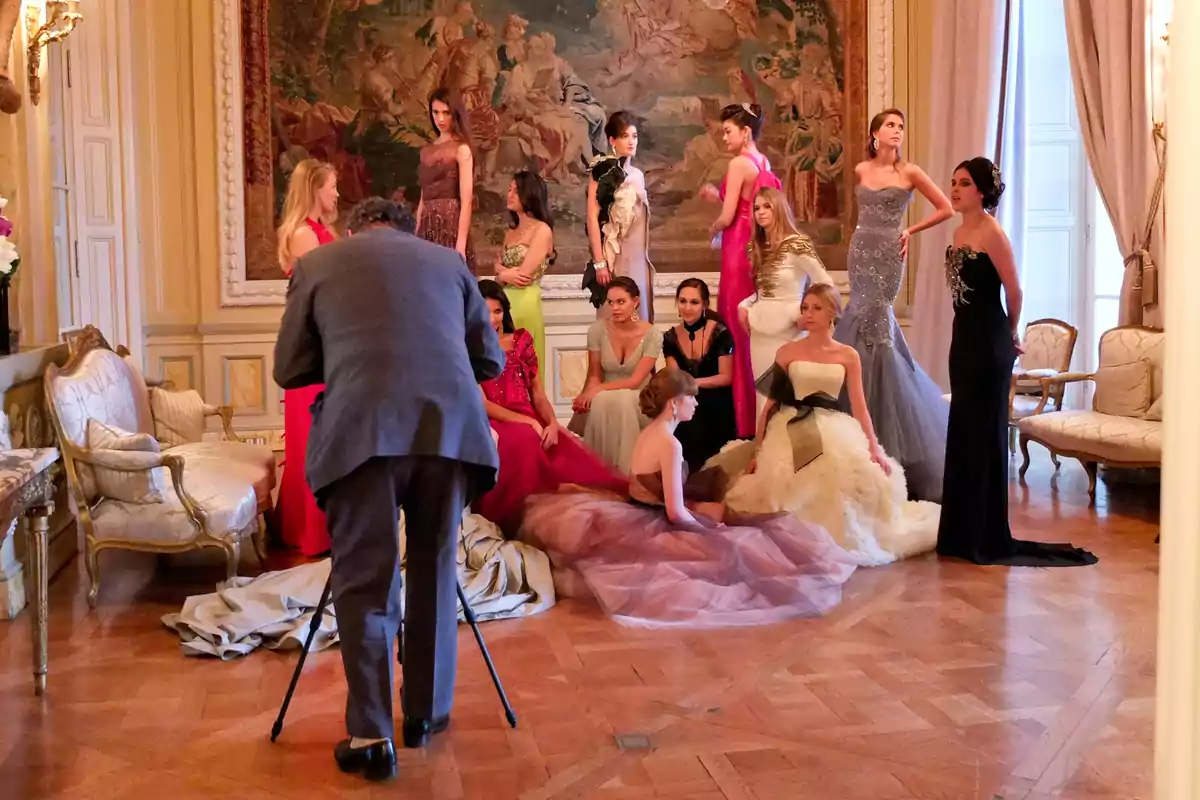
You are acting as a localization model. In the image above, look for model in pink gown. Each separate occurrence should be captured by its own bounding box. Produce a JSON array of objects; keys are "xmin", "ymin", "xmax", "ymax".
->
[
  {"xmin": 519, "ymin": 467, "xmax": 857, "ymax": 629},
  {"xmin": 475, "ymin": 329, "xmax": 627, "ymax": 535},
  {"xmin": 717, "ymin": 152, "xmax": 774, "ymax": 437},
  {"xmin": 275, "ymin": 217, "xmax": 333, "ymax": 556}
]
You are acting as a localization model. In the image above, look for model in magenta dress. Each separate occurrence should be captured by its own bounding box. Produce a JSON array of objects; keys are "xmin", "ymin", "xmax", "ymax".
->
[
  {"xmin": 475, "ymin": 329, "xmax": 626, "ymax": 535},
  {"xmin": 276, "ymin": 217, "xmax": 333, "ymax": 556},
  {"xmin": 717, "ymin": 152, "xmax": 775, "ymax": 437}
]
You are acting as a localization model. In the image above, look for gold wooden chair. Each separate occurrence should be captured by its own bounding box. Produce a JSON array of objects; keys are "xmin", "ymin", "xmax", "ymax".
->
[{"xmin": 1006, "ymin": 318, "xmax": 1079, "ymax": 454}]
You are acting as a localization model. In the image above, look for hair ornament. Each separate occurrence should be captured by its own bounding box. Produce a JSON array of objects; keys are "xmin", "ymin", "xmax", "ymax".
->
[
  {"xmin": 741, "ymin": 102, "xmax": 758, "ymax": 117},
  {"xmin": 991, "ymin": 163, "xmax": 1002, "ymax": 187}
]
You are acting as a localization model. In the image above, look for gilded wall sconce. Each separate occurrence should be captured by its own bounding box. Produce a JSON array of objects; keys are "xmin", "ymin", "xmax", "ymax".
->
[{"xmin": 25, "ymin": 0, "xmax": 81, "ymax": 106}]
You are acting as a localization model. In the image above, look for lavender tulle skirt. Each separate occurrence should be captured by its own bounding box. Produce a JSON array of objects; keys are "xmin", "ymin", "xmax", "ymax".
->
[{"xmin": 518, "ymin": 489, "xmax": 857, "ymax": 629}]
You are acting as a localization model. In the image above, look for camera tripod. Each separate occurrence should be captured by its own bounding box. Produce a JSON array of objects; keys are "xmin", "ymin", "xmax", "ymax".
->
[{"xmin": 270, "ymin": 574, "xmax": 518, "ymax": 742}]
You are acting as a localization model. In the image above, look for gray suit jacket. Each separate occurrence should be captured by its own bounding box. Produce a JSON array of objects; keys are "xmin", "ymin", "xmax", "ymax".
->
[{"xmin": 273, "ymin": 227, "xmax": 505, "ymax": 497}]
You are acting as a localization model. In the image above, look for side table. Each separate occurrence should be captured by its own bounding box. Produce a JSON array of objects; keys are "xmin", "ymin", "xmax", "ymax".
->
[{"xmin": 0, "ymin": 448, "xmax": 60, "ymax": 694}]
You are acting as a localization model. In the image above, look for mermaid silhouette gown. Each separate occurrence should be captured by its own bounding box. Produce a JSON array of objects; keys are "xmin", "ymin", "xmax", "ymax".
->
[
  {"xmin": 834, "ymin": 186, "xmax": 948, "ymax": 501},
  {"xmin": 937, "ymin": 246, "xmax": 1097, "ymax": 566},
  {"xmin": 721, "ymin": 360, "xmax": 940, "ymax": 567},
  {"xmin": 518, "ymin": 467, "xmax": 857, "ymax": 629}
]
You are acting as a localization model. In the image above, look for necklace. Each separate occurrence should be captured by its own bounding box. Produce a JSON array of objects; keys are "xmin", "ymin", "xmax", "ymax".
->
[{"xmin": 683, "ymin": 316, "xmax": 707, "ymax": 342}]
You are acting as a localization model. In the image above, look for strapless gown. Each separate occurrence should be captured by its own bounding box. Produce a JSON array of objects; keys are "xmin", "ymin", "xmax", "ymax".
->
[
  {"xmin": 938, "ymin": 246, "xmax": 1097, "ymax": 567},
  {"xmin": 834, "ymin": 185, "xmax": 948, "ymax": 502},
  {"xmin": 720, "ymin": 360, "xmax": 939, "ymax": 566},
  {"xmin": 518, "ymin": 467, "xmax": 857, "ymax": 629}
]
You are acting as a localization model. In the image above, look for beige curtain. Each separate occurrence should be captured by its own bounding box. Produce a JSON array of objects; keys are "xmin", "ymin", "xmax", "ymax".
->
[
  {"xmin": 909, "ymin": 0, "xmax": 1010, "ymax": 390},
  {"xmin": 1063, "ymin": 0, "xmax": 1165, "ymax": 328}
]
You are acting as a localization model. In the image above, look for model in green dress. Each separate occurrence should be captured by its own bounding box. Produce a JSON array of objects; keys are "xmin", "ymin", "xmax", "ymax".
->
[{"xmin": 495, "ymin": 171, "xmax": 555, "ymax": 369}]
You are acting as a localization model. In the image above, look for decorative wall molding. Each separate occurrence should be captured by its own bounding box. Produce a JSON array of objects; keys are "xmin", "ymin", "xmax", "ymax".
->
[
  {"xmin": 214, "ymin": 0, "xmax": 286, "ymax": 307},
  {"xmin": 867, "ymin": 0, "xmax": 895, "ymax": 113}
]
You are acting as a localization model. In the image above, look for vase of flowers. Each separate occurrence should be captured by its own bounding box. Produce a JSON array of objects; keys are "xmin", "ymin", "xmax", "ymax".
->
[{"xmin": 0, "ymin": 197, "xmax": 18, "ymax": 356}]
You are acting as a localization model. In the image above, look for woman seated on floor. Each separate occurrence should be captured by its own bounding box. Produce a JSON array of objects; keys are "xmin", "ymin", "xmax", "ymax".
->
[
  {"xmin": 474, "ymin": 280, "xmax": 626, "ymax": 536},
  {"xmin": 518, "ymin": 367, "xmax": 858, "ymax": 628}
]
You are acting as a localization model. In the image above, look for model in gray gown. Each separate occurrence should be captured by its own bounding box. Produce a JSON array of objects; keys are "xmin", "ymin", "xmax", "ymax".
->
[{"xmin": 834, "ymin": 186, "xmax": 948, "ymax": 502}]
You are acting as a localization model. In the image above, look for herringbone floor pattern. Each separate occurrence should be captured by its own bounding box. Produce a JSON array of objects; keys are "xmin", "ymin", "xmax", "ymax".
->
[{"xmin": 0, "ymin": 461, "xmax": 1159, "ymax": 799}]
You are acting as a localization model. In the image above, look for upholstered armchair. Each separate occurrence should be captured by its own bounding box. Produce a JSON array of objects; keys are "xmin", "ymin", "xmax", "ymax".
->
[
  {"xmin": 1005, "ymin": 318, "xmax": 1079, "ymax": 454},
  {"xmin": 942, "ymin": 318, "xmax": 1079, "ymax": 453},
  {"xmin": 44, "ymin": 327, "xmax": 277, "ymax": 607},
  {"xmin": 1016, "ymin": 324, "xmax": 1163, "ymax": 503}
]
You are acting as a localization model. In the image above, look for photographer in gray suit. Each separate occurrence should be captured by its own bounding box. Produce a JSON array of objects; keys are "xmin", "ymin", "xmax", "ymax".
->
[{"xmin": 273, "ymin": 197, "xmax": 504, "ymax": 782}]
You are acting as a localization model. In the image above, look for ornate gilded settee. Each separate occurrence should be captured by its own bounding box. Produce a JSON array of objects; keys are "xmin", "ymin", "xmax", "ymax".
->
[
  {"xmin": 1016, "ymin": 325, "xmax": 1163, "ymax": 502},
  {"xmin": 44, "ymin": 327, "xmax": 276, "ymax": 606}
]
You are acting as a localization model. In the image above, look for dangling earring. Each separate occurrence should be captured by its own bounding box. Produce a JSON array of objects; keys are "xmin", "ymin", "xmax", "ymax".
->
[
  {"xmin": 671, "ymin": 401, "xmax": 678, "ymax": 422},
  {"xmin": 632, "ymin": 310, "xmax": 640, "ymax": 322},
  {"xmin": 872, "ymin": 137, "xmax": 879, "ymax": 150}
]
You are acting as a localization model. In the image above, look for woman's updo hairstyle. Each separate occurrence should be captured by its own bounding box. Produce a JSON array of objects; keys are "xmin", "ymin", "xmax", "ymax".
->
[
  {"xmin": 605, "ymin": 275, "xmax": 641, "ymax": 302},
  {"xmin": 719, "ymin": 103, "xmax": 764, "ymax": 140},
  {"xmin": 955, "ymin": 156, "xmax": 1006, "ymax": 213},
  {"xmin": 638, "ymin": 367, "xmax": 698, "ymax": 418},
  {"xmin": 605, "ymin": 110, "xmax": 635, "ymax": 141},
  {"xmin": 802, "ymin": 282, "xmax": 843, "ymax": 327}
]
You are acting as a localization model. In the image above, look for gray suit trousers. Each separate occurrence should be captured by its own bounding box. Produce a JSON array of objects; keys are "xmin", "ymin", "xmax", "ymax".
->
[{"xmin": 319, "ymin": 455, "xmax": 467, "ymax": 740}]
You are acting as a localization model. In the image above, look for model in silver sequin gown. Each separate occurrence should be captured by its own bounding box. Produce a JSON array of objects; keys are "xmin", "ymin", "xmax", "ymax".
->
[{"xmin": 834, "ymin": 185, "xmax": 948, "ymax": 502}]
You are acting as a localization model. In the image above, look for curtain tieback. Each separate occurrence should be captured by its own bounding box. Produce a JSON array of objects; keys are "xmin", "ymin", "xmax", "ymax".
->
[{"xmin": 1128, "ymin": 138, "xmax": 1168, "ymax": 308}]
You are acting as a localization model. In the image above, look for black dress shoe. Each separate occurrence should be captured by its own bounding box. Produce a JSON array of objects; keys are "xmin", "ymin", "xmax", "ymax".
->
[
  {"xmin": 402, "ymin": 715, "xmax": 450, "ymax": 749},
  {"xmin": 333, "ymin": 738, "xmax": 397, "ymax": 782}
]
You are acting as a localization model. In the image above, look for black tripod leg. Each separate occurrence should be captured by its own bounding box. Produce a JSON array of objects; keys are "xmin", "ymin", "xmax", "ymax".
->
[
  {"xmin": 456, "ymin": 581, "xmax": 517, "ymax": 728},
  {"xmin": 270, "ymin": 576, "xmax": 333, "ymax": 742}
]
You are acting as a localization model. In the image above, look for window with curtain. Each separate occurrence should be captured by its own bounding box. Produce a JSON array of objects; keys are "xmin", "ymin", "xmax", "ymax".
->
[{"xmin": 1018, "ymin": 0, "xmax": 1169, "ymax": 402}]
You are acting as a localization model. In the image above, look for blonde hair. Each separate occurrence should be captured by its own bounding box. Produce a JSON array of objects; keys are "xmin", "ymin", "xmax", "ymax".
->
[
  {"xmin": 277, "ymin": 159, "xmax": 338, "ymax": 271},
  {"xmin": 749, "ymin": 186, "xmax": 804, "ymax": 275},
  {"xmin": 638, "ymin": 367, "xmax": 698, "ymax": 418},
  {"xmin": 802, "ymin": 282, "xmax": 843, "ymax": 326}
]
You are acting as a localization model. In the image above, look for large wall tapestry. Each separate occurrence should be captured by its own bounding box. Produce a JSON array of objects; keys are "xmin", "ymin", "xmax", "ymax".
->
[{"xmin": 241, "ymin": 0, "xmax": 867, "ymax": 280}]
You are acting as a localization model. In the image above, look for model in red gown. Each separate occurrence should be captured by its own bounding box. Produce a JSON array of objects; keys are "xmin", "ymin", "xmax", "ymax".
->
[
  {"xmin": 475, "ymin": 328, "xmax": 626, "ymax": 535},
  {"xmin": 276, "ymin": 217, "xmax": 334, "ymax": 556}
]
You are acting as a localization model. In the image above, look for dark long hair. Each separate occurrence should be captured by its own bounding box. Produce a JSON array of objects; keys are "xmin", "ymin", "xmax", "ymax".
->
[
  {"xmin": 428, "ymin": 87, "xmax": 474, "ymax": 150},
  {"xmin": 675, "ymin": 278, "xmax": 725, "ymax": 325},
  {"xmin": 507, "ymin": 170, "xmax": 557, "ymax": 266},
  {"xmin": 477, "ymin": 279, "xmax": 515, "ymax": 333}
]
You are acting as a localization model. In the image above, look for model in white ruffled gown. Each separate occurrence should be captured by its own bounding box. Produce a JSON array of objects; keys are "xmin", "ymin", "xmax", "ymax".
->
[{"xmin": 719, "ymin": 284, "xmax": 939, "ymax": 567}]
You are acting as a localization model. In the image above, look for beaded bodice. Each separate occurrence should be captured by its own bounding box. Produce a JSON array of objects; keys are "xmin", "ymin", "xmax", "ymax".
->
[
  {"xmin": 944, "ymin": 245, "xmax": 1006, "ymax": 322},
  {"xmin": 846, "ymin": 186, "xmax": 913, "ymax": 347},
  {"xmin": 480, "ymin": 329, "xmax": 538, "ymax": 417},
  {"xmin": 854, "ymin": 185, "xmax": 911, "ymax": 232},
  {"xmin": 502, "ymin": 243, "xmax": 550, "ymax": 282}
]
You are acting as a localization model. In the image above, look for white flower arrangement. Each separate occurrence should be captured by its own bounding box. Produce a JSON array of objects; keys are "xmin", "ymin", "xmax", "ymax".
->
[{"xmin": 0, "ymin": 197, "xmax": 18, "ymax": 284}]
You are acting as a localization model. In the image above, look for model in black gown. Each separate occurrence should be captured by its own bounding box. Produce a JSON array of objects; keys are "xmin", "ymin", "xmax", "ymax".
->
[
  {"xmin": 663, "ymin": 317, "xmax": 738, "ymax": 472},
  {"xmin": 936, "ymin": 243, "xmax": 1097, "ymax": 566}
]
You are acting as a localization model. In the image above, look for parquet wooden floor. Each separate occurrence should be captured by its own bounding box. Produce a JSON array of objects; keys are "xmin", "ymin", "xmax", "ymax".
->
[{"xmin": 0, "ymin": 460, "xmax": 1159, "ymax": 799}]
